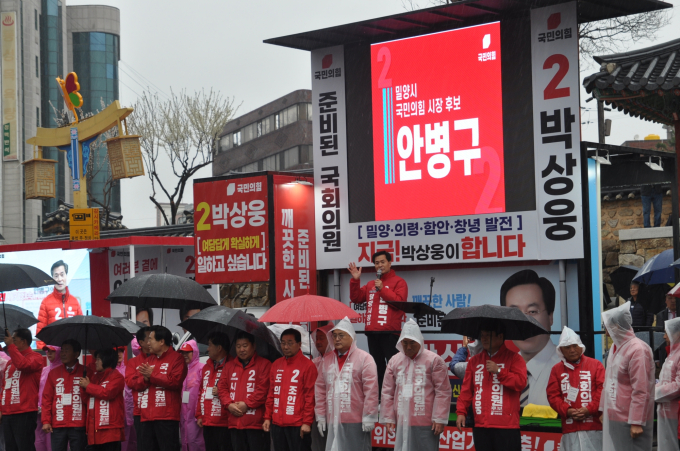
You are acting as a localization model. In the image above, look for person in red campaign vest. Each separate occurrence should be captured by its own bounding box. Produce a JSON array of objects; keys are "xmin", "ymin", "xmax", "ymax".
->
[
  {"xmin": 134, "ymin": 326, "xmax": 187, "ymax": 451},
  {"xmin": 42, "ymin": 340, "xmax": 87, "ymax": 451},
  {"xmin": 547, "ymin": 326, "xmax": 604, "ymax": 451},
  {"xmin": 263, "ymin": 328, "xmax": 317, "ymax": 451},
  {"xmin": 349, "ymin": 250, "xmax": 408, "ymax": 395},
  {"xmin": 1, "ymin": 328, "xmax": 44, "ymax": 451},
  {"xmin": 456, "ymin": 321, "xmax": 527, "ymax": 451},
  {"xmin": 218, "ymin": 331, "xmax": 271, "ymax": 451},
  {"xmin": 196, "ymin": 331, "xmax": 230, "ymax": 451},
  {"xmin": 80, "ymin": 348, "xmax": 125, "ymax": 450},
  {"xmin": 36, "ymin": 261, "xmax": 83, "ymax": 349},
  {"xmin": 124, "ymin": 327, "xmax": 150, "ymax": 450}
]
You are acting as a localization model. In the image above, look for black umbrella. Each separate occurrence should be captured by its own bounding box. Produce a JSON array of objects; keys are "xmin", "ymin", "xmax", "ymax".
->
[
  {"xmin": 36, "ymin": 315, "xmax": 134, "ymax": 377},
  {"xmin": 107, "ymin": 274, "xmax": 217, "ymax": 322},
  {"xmin": 610, "ymin": 265, "xmax": 640, "ymax": 301},
  {"xmin": 112, "ymin": 318, "xmax": 145, "ymax": 334},
  {"xmin": 0, "ymin": 263, "xmax": 55, "ymax": 332},
  {"xmin": 441, "ymin": 305, "xmax": 549, "ymax": 340},
  {"xmin": 179, "ymin": 306, "xmax": 282, "ymax": 362},
  {"xmin": 0, "ymin": 304, "xmax": 38, "ymax": 333}
]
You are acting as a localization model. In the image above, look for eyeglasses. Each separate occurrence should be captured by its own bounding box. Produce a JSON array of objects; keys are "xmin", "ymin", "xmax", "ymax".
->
[
  {"xmin": 280, "ymin": 341, "xmax": 297, "ymax": 348},
  {"xmin": 332, "ymin": 333, "xmax": 347, "ymax": 341}
]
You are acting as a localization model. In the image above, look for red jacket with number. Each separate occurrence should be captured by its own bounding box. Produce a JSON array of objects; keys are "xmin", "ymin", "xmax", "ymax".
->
[
  {"xmin": 36, "ymin": 287, "xmax": 83, "ymax": 348},
  {"xmin": 264, "ymin": 350, "xmax": 317, "ymax": 428},
  {"xmin": 194, "ymin": 357, "xmax": 230, "ymax": 427},
  {"xmin": 349, "ymin": 270, "xmax": 407, "ymax": 332},
  {"xmin": 85, "ymin": 368, "xmax": 125, "ymax": 445},
  {"xmin": 124, "ymin": 352, "xmax": 147, "ymax": 417},
  {"xmin": 41, "ymin": 363, "xmax": 87, "ymax": 428},
  {"xmin": 218, "ymin": 353, "xmax": 271, "ymax": 429},
  {"xmin": 456, "ymin": 344, "xmax": 527, "ymax": 429},
  {"xmin": 546, "ymin": 356, "xmax": 605, "ymax": 434},
  {"xmin": 127, "ymin": 347, "xmax": 187, "ymax": 422},
  {"xmin": 0, "ymin": 344, "xmax": 44, "ymax": 415}
]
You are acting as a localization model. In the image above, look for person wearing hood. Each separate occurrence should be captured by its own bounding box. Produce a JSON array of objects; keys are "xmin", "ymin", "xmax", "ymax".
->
[
  {"xmin": 546, "ymin": 327, "xmax": 604, "ymax": 451},
  {"xmin": 655, "ymin": 317, "xmax": 680, "ymax": 451},
  {"xmin": 455, "ymin": 321, "xmax": 527, "ymax": 451},
  {"xmin": 315, "ymin": 317, "xmax": 379, "ymax": 451},
  {"xmin": 310, "ymin": 324, "xmax": 333, "ymax": 451},
  {"xmin": 381, "ymin": 319, "xmax": 451, "ymax": 451},
  {"xmin": 42, "ymin": 340, "xmax": 86, "ymax": 451},
  {"xmin": 600, "ymin": 302, "xmax": 655, "ymax": 451},
  {"xmin": 36, "ymin": 345, "xmax": 62, "ymax": 451},
  {"xmin": 218, "ymin": 331, "xmax": 271, "ymax": 451},
  {"xmin": 80, "ymin": 348, "xmax": 126, "ymax": 449},
  {"xmin": 179, "ymin": 340, "xmax": 205, "ymax": 451},
  {"xmin": 116, "ymin": 346, "xmax": 136, "ymax": 451},
  {"xmin": 125, "ymin": 327, "xmax": 150, "ymax": 449}
]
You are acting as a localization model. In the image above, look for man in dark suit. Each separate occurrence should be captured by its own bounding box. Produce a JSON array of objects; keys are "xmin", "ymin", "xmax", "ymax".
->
[{"xmin": 655, "ymin": 293, "xmax": 677, "ymax": 368}]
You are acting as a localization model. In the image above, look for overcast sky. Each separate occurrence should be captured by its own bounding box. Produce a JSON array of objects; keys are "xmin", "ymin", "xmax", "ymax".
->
[{"xmin": 66, "ymin": 0, "xmax": 679, "ymax": 228}]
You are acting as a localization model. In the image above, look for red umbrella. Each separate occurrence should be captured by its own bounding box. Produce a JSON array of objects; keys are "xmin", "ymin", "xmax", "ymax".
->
[{"xmin": 259, "ymin": 294, "xmax": 359, "ymax": 323}]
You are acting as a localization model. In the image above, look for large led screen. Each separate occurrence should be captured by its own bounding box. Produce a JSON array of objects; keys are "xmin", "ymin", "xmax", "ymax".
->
[{"xmin": 371, "ymin": 22, "xmax": 505, "ymax": 221}]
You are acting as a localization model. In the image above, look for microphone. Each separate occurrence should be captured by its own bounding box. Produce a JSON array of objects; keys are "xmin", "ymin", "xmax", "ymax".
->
[{"xmin": 376, "ymin": 269, "xmax": 382, "ymax": 279}]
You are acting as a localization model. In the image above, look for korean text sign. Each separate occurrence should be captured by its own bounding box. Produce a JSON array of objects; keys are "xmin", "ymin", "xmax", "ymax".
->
[
  {"xmin": 531, "ymin": 2, "xmax": 584, "ymax": 259},
  {"xmin": 371, "ymin": 22, "xmax": 505, "ymax": 221},
  {"xmin": 194, "ymin": 176, "xmax": 269, "ymax": 284},
  {"xmin": 273, "ymin": 175, "xmax": 317, "ymax": 301}
]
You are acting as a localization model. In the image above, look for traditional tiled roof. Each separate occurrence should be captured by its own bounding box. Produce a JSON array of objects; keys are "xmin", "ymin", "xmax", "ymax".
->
[
  {"xmin": 583, "ymin": 38, "xmax": 680, "ymax": 125},
  {"xmin": 42, "ymin": 201, "xmax": 126, "ymax": 237}
]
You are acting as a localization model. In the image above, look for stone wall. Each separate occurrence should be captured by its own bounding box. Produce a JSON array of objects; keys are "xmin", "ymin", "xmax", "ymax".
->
[
  {"xmin": 219, "ymin": 283, "xmax": 270, "ymax": 308},
  {"xmin": 601, "ymin": 195, "xmax": 672, "ymax": 241}
]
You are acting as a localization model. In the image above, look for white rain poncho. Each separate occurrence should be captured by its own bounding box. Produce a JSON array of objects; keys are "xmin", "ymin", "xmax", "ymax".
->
[
  {"xmin": 600, "ymin": 302, "xmax": 655, "ymax": 451},
  {"xmin": 554, "ymin": 327, "xmax": 603, "ymax": 451},
  {"xmin": 315, "ymin": 317, "xmax": 379, "ymax": 451},
  {"xmin": 311, "ymin": 323, "xmax": 335, "ymax": 451},
  {"xmin": 380, "ymin": 319, "xmax": 451, "ymax": 451},
  {"xmin": 655, "ymin": 316, "xmax": 680, "ymax": 451}
]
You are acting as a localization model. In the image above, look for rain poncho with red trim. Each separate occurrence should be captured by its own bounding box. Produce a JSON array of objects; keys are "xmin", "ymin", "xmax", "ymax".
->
[
  {"xmin": 311, "ymin": 324, "xmax": 335, "ymax": 366},
  {"xmin": 546, "ymin": 327, "xmax": 604, "ymax": 451},
  {"xmin": 655, "ymin": 317, "xmax": 680, "ymax": 451},
  {"xmin": 315, "ymin": 318, "xmax": 379, "ymax": 451},
  {"xmin": 600, "ymin": 302, "xmax": 655, "ymax": 451},
  {"xmin": 180, "ymin": 340, "xmax": 204, "ymax": 451},
  {"xmin": 116, "ymin": 352, "xmax": 136, "ymax": 451},
  {"xmin": 311, "ymin": 324, "xmax": 334, "ymax": 451},
  {"xmin": 380, "ymin": 319, "xmax": 451, "ymax": 451},
  {"xmin": 36, "ymin": 346, "xmax": 61, "ymax": 451}
]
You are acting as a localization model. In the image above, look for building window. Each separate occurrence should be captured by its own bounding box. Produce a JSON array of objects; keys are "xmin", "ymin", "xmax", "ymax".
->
[
  {"xmin": 37, "ymin": 107, "xmax": 40, "ymax": 127},
  {"xmin": 283, "ymin": 146, "xmax": 299, "ymax": 169},
  {"xmin": 262, "ymin": 154, "xmax": 279, "ymax": 171},
  {"xmin": 220, "ymin": 134, "xmax": 232, "ymax": 152},
  {"xmin": 307, "ymin": 102, "xmax": 313, "ymax": 120},
  {"xmin": 35, "ymin": 56, "xmax": 39, "ymax": 77},
  {"xmin": 275, "ymin": 114, "xmax": 280, "ymax": 130},
  {"xmin": 34, "ymin": 9, "xmax": 38, "ymax": 30},
  {"xmin": 233, "ymin": 131, "xmax": 241, "ymax": 147},
  {"xmin": 256, "ymin": 121, "xmax": 262, "ymax": 137}
]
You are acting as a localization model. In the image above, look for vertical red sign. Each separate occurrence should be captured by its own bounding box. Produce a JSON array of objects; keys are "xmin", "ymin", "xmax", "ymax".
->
[
  {"xmin": 273, "ymin": 175, "xmax": 317, "ymax": 303},
  {"xmin": 193, "ymin": 176, "xmax": 269, "ymax": 284}
]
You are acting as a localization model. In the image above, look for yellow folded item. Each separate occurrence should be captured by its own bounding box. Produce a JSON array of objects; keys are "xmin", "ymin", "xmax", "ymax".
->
[{"xmin": 522, "ymin": 403, "xmax": 558, "ymax": 419}]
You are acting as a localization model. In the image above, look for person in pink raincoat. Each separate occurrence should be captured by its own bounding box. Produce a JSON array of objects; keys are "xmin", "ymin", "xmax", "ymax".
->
[
  {"xmin": 381, "ymin": 319, "xmax": 451, "ymax": 451},
  {"xmin": 36, "ymin": 345, "xmax": 61, "ymax": 451},
  {"xmin": 315, "ymin": 318, "xmax": 378, "ymax": 451},
  {"xmin": 179, "ymin": 340, "xmax": 205, "ymax": 451},
  {"xmin": 600, "ymin": 302, "xmax": 655, "ymax": 451},
  {"xmin": 655, "ymin": 316, "xmax": 680, "ymax": 451},
  {"xmin": 116, "ymin": 346, "xmax": 137, "ymax": 451},
  {"xmin": 311, "ymin": 324, "xmax": 334, "ymax": 451}
]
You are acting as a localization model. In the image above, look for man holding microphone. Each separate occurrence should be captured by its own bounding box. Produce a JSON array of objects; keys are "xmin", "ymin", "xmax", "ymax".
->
[{"xmin": 349, "ymin": 250, "xmax": 408, "ymax": 394}]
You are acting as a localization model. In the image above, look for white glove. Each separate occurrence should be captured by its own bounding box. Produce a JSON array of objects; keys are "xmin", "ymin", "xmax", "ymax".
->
[
  {"xmin": 362, "ymin": 422, "xmax": 375, "ymax": 433},
  {"xmin": 317, "ymin": 420, "xmax": 326, "ymax": 437}
]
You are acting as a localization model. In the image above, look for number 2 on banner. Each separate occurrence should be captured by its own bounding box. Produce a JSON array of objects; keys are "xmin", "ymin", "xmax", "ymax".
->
[
  {"xmin": 196, "ymin": 202, "xmax": 211, "ymax": 231},
  {"xmin": 376, "ymin": 47, "xmax": 392, "ymax": 88},
  {"xmin": 543, "ymin": 54, "xmax": 570, "ymax": 100}
]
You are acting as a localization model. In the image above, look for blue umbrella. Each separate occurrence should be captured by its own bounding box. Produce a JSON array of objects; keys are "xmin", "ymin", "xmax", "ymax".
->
[{"xmin": 633, "ymin": 249, "xmax": 675, "ymax": 285}]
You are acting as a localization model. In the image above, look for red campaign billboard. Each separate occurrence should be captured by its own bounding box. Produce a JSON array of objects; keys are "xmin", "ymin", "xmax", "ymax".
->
[
  {"xmin": 194, "ymin": 176, "xmax": 269, "ymax": 284},
  {"xmin": 273, "ymin": 175, "xmax": 317, "ymax": 301},
  {"xmin": 372, "ymin": 425, "xmax": 561, "ymax": 450},
  {"xmin": 371, "ymin": 22, "xmax": 505, "ymax": 221}
]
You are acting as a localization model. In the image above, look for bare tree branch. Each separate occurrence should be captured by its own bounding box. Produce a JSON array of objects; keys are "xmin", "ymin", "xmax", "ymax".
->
[{"xmin": 128, "ymin": 88, "xmax": 237, "ymax": 225}]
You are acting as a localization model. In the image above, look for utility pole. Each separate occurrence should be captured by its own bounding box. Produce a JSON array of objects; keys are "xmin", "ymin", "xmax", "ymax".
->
[{"xmin": 598, "ymin": 100, "xmax": 605, "ymax": 144}]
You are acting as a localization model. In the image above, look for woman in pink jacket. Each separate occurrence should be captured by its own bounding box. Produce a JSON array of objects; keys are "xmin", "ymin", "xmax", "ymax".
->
[
  {"xmin": 179, "ymin": 340, "xmax": 205, "ymax": 451},
  {"xmin": 380, "ymin": 319, "xmax": 451, "ymax": 451},
  {"xmin": 116, "ymin": 346, "xmax": 137, "ymax": 451},
  {"xmin": 36, "ymin": 346, "xmax": 61, "ymax": 451}
]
